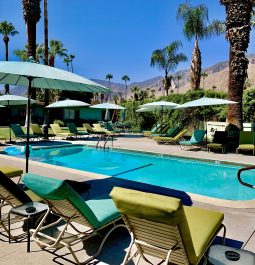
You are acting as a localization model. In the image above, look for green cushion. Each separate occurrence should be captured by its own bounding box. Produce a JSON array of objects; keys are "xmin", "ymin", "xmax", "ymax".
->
[
  {"xmin": 86, "ymin": 194, "xmax": 120, "ymax": 226},
  {"xmin": 239, "ymin": 131, "xmax": 255, "ymax": 145},
  {"xmin": 184, "ymin": 206, "xmax": 224, "ymax": 264},
  {"xmin": 180, "ymin": 130, "xmax": 205, "ymax": 146},
  {"xmin": 0, "ymin": 166, "xmax": 23, "ymax": 178},
  {"xmin": 110, "ymin": 187, "xmax": 223, "ymax": 265},
  {"xmin": 237, "ymin": 144, "xmax": 255, "ymax": 150},
  {"xmin": 23, "ymin": 173, "xmax": 120, "ymax": 229}
]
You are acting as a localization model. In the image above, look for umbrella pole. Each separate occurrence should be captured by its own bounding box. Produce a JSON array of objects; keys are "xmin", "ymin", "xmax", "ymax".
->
[
  {"xmin": 8, "ymin": 101, "xmax": 12, "ymax": 143},
  {"xmin": 25, "ymin": 77, "xmax": 33, "ymax": 173},
  {"xmin": 161, "ymin": 106, "xmax": 163, "ymax": 136}
]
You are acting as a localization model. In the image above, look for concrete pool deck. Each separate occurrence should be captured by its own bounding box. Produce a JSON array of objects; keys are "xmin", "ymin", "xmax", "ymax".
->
[{"xmin": 0, "ymin": 134, "xmax": 255, "ymax": 264}]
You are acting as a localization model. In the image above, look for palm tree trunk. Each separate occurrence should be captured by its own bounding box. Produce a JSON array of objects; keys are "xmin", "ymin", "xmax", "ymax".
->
[
  {"xmin": 190, "ymin": 39, "xmax": 201, "ymax": 89},
  {"xmin": 4, "ymin": 37, "xmax": 9, "ymax": 94},
  {"xmin": 221, "ymin": 0, "xmax": 253, "ymax": 129}
]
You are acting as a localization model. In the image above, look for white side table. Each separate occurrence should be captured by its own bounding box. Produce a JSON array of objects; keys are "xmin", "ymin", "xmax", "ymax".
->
[{"xmin": 208, "ymin": 245, "xmax": 255, "ymax": 265}]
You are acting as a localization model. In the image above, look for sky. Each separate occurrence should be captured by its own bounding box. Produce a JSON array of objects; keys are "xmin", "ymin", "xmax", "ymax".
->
[{"xmin": 0, "ymin": 0, "xmax": 254, "ymax": 84}]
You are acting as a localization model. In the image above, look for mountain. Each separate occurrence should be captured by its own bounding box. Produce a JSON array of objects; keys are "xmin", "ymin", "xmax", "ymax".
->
[{"xmin": 3, "ymin": 54, "xmax": 255, "ymax": 97}]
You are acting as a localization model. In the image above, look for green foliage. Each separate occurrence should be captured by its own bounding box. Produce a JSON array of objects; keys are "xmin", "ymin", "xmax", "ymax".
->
[
  {"xmin": 53, "ymin": 119, "xmax": 65, "ymax": 126},
  {"xmin": 243, "ymin": 89, "xmax": 255, "ymax": 122},
  {"xmin": 123, "ymin": 89, "xmax": 231, "ymax": 131}
]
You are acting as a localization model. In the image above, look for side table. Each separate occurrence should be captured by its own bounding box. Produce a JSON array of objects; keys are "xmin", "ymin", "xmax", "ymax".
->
[
  {"xmin": 8, "ymin": 201, "xmax": 48, "ymax": 252},
  {"xmin": 208, "ymin": 245, "xmax": 255, "ymax": 265}
]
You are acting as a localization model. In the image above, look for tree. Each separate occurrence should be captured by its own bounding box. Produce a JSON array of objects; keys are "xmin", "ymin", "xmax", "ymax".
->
[
  {"xmin": 0, "ymin": 21, "xmax": 19, "ymax": 94},
  {"xmin": 49, "ymin": 40, "xmax": 67, "ymax": 67},
  {"xmin": 63, "ymin": 54, "xmax": 75, "ymax": 72},
  {"xmin": 177, "ymin": 2, "xmax": 224, "ymax": 89},
  {"xmin": 121, "ymin": 75, "xmax": 130, "ymax": 100},
  {"xmin": 201, "ymin": 72, "xmax": 208, "ymax": 89},
  {"xmin": 151, "ymin": 40, "xmax": 187, "ymax": 96},
  {"xmin": 105, "ymin": 73, "xmax": 113, "ymax": 102},
  {"xmin": 22, "ymin": 0, "xmax": 41, "ymax": 99},
  {"xmin": 220, "ymin": 0, "xmax": 255, "ymax": 129},
  {"xmin": 63, "ymin": 56, "xmax": 71, "ymax": 71},
  {"xmin": 131, "ymin": 86, "xmax": 140, "ymax": 101},
  {"xmin": 14, "ymin": 44, "xmax": 44, "ymax": 62},
  {"xmin": 176, "ymin": 74, "xmax": 182, "ymax": 89}
]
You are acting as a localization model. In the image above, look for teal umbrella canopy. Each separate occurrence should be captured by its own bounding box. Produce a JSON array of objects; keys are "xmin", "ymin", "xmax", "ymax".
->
[
  {"xmin": 0, "ymin": 94, "xmax": 36, "ymax": 105},
  {"xmin": 139, "ymin": 100, "xmax": 179, "ymax": 110},
  {"xmin": 175, "ymin": 97, "xmax": 237, "ymax": 109},
  {"xmin": 0, "ymin": 61, "xmax": 109, "ymax": 93},
  {"xmin": 136, "ymin": 107, "xmax": 152, "ymax": 112},
  {"xmin": 46, "ymin": 99, "xmax": 90, "ymax": 108},
  {"xmin": 0, "ymin": 60, "xmax": 109, "ymax": 173},
  {"xmin": 90, "ymin": 103, "xmax": 126, "ymax": 110}
]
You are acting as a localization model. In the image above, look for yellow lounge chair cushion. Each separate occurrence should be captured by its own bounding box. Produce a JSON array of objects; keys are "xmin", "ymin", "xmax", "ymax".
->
[
  {"xmin": 110, "ymin": 187, "xmax": 224, "ymax": 265},
  {"xmin": 237, "ymin": 144, "xmax": 255, "ymax": 150},
  {"xmin": 25, "ymin": 189, "xmax": 43, "ymax": 202},
  {"xmin": 207, "ymin": 143, "xmax": 224, "ymax": 149},
  {"xmin": 0, "ymin": 166, "xmax": 23, "ymax": 178}
]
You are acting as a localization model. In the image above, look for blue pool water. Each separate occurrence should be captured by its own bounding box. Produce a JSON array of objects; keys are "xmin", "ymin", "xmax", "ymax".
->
[{"xmin": 13, "ymin": 145, "xmax": 255, "ymax": 200}]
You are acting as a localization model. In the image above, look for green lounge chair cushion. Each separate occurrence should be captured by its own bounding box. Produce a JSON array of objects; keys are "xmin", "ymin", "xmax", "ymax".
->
[
  {"xmin": 180, "ymin": 130, "xmax": 205, "ymax": 146},
  {"xmin": 110, "ymin": 187, "xmax": 223, "ymax": 265},
  {"xmin": 0, "ymin": 166, "xmax": 23, "ymax": 178},
  {"xmin": 237, "ymin": 144, "xmax": 255, "ymax": 150},
  {"xmin": 239, "ymin": 131, "xmax": 255, "ymax": 145},
  {"xmin": 22, "ymin": 173, "xmax": 119, "ymax": 229},
  {"xmin": 184, "ymin": 206, "xmax": 224, "ymax": 264}
]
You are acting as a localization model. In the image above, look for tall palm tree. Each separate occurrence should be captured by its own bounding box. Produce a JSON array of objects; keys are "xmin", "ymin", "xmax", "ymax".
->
[
  {"xmin": 121, "ymin": 75, "xmax": 130, "ymax": 100},
  {"xmin": 105, "ymin": 74, "xmax": 113, "ymax": 88},
  {"xmin": 69, "ymin": 54, "xmax": 75, "ymax": 72},
  {"xmin": 0, "ymin": 21, "xmax": 19, "ymax": 94},
  {"xmin": 14, "ymin": 44, "xmax": 44, "ymax": 62},
  {"xmin": 63, "ymin": 56, "xmax": 71, "ymax": 71},
  {"xmin": 177, "ymin": 2, "xmax": 224, "ymax": 90},
  {"xmin": 22, "ymin": 0, "xmax": 41, "ymax": 99},
  {"xmin": 220, "ymin": 0, "xmax": 255, "ymax": 129},
  {"xmin": 200, "ymin": 72, "xmax": 208, "ymax": 89},
  {"xmin": 49, "ymin": 40, "xmax": 67, "ymax": 67},
  {"xmin": 150, "ymin": 40, "xmax": 187, "ymax": 96},
  {"xmin": 176, "ymin": 74, "xmax": 182, "ymax": 89}
]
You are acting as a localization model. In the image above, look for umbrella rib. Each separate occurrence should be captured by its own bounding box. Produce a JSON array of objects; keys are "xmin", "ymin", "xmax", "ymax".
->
[{"xmin": 0, "ymin": 73, "xmax": 9, "ymax": 82}]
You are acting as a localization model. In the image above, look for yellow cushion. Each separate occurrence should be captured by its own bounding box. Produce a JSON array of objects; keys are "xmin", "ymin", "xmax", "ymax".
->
[
  {"xmin": 237, "ymin": 144, "xmax": 255, "ymax": 150},
  {"xmin": 207, "ymin": 143, "xmax": 223, "ymax": 148},
  {"xmin": 0, "ymin": 166, "xmax": 23, "ymax": 178},
  {"xmin": 184, "ymin": 206, "xmax": 224, "ymax": 264},
  {"xmin": 25, "ymin": 189, "xmax": 43, "ymax": 202}
]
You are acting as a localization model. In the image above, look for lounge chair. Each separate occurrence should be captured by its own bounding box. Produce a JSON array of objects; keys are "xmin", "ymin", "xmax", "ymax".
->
[
  {"xmin": 207, "ymin": 131, "xmax": 228, "ymax": 153},
  {"xmin": 151, "ymin": 126, "xmax": 180, "ymax": 138},
  {"xmin": 10, "ymin": 124, "xmax": 40, "ymax": 142},
  {"xmin": 30, "ymin": 123, "xmax": 56, "ymax": 139},
  {"xmin": 110, "ymin": 187, "xmax": 226, "ymax": 265},
  {"xmin": 105, "ymin": 122, "xmax": 122, "ymax": 133},
  {"xmin": 236, "ymin": 131, "xmax": 255, "ymax": 155},
  {"xmin": 93, "ymin": 123, "xmax": 120, "ymax": 136},
  {"xmin": 50, "ymin": 124, "xmax": 75, "ymax": 139},
  {"xmin": 0, "ymin": 171, "xmax": 42, "ymax": 240},
  {"xmin": 83, "ymin": 123, "xmax": 106, "ymax": 135},
  {"xmin": 179, "ymin": 129, "xmax": 206, "ymax": 149},
  {"xmin": 66, "ymin": 122, "xmax": 89, "ymax": 138},
  {"xmin": 0, "ymin": 165, "xmax": 23, "ymax": 183},
  {"xmin": 22, "ymin": 173, "xmax": 124, "ymax": 264},
  {"xmin": 143, "ymin": 123, "xmax": 162, "ymax": 137},
  {"xmin": 153, "ymin": 129, "xmax": 187, "ymax": 144}
]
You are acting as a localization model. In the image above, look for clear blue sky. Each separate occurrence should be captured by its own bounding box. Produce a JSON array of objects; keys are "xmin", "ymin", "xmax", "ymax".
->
[{"xmin": 0, "ymin": 0, "xmax": 254, "ymax": 83}]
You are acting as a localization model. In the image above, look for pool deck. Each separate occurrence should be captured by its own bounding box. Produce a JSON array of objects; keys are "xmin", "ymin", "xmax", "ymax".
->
[{"xmin": 1, "ymin": 134, "xmax": 255, "ymax": 264}]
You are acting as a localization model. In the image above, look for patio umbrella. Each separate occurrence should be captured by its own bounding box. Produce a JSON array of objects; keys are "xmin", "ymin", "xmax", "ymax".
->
[
  {"xmin": 0, "ymin": 60, "xmax": 110, "ymax": 172},
  {"xmin": 90, "ymin": 103, "xmax": 126, "ymax": 122},
  {"xmin": 0, "ymin": 94, "xmax": 36, "ymax": 142},
  {"xmin": 46, "ymin": 99, "xmax": 90, "ymax": 119},
  {"xmin": 138, "ymin": 100, "xmax": 180, "ymax": 135},
  {"xmin": 175, "ymin": 97, "xmax": 237, "ymax": 141},
  {"xmin": 136, "ymin": 107, "xmax": 151, "ymax": 113}
]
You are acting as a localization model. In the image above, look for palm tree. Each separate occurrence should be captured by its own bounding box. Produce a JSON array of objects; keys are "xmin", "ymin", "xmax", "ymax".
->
[
  {"xmin": 220, "ymin": 0, "xmax": 255, "ymax": 130},
  {"xmin": 200, "ymin": 72, "xmax": 208, "ymax": 89},
  {"xmin": 49, "ymin": 40, "xmax": 67, "ymax": 67},
  {"xmin": 63, "ymin": 56, "xmax": 71, "ymax": 71},
  {"xmin": 105, "ymin": 74, "xmax": 113, "ymax": 88},
  {"xmin": 130, "ymin": 86, "xmax": 140, "ymax": 101},
  {"xmin": 176, "ymin": 74, "xmax": 182, "ymax": 89},
  {"xmin": 150, "ymin": 40, "xmax": 187, "ymax": 96},
  {"xmin": 177, "ymin": 2, "xmax": 224, "ymax": 90},
  {"xmin": 69, "ymin": 54, "xmax": 75, "ymax": 72},
  {"xmin": 14, "ymin": 44, "xmax": 44, "ymax": 62},
  {"xmin": 121, "ymin": 75, "xmax": 130, "ymax": 100},
  {"xmin": 0, "ymin": 21, "xmax": 19, "ymax": 94},
  {"xmin": 22, "ymin": 0, "xmax": 41, "ymax": 99}
]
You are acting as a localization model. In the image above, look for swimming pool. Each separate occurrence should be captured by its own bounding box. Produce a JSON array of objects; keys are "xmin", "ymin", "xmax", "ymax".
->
[{"xmin": 12, "ymin": 145, "xmax": 255, "ymax": 200}]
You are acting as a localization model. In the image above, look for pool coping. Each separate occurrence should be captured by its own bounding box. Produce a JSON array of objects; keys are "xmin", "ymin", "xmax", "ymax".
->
[{"xmin": 1, "ymin": 144, "xmax": 255, "ymax": 209}]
